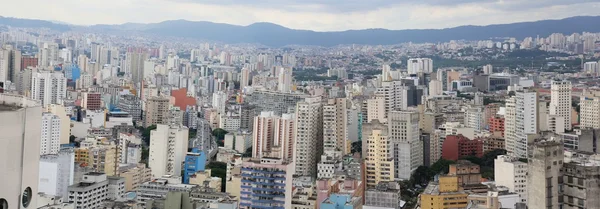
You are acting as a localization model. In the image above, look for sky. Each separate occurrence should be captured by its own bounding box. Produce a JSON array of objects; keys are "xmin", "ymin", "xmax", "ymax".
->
[{"xmin": 1, "ymin": 0, "xmax": 600, "ymax": 31}]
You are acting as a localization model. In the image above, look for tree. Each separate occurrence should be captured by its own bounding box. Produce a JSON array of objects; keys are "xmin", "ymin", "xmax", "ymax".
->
[
  {"xmin": 140, "ymin": 125, "xmax": 157, "ymax": 144},
  {"xmin": 212, "ymin": 128, "xmax": 228, "ymax": 147},
  {"xmin": 207, "ymin": 162, "xmax": 227, "ymax": 192}
]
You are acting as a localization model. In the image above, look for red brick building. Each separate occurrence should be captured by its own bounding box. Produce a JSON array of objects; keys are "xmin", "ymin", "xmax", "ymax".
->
[
  {"xmin": 83, "ymin": 92, "xmax": 102, "ymax": 110},
  {"xmin": 488, "ymin": 116, "xmax": 505, "ymax": 137},
  {"xmin": 21, "ymin": 56, "xmax": 38, "ymax": 69},
  {"xmin": 171, "ymin": 88, "xmax": 197, "ymax": 110},
  {"xmin": 442, "ymin": 135, "xmax": 484, "ymax": 161}
]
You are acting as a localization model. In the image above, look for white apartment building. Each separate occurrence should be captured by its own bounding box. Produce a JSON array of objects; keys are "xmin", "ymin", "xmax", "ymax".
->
[
  {"xmin": 580, "ymin": 90, "xmax": 600, "ymax": 129},
  {"xmin": 367, "ymin": 97, "xmax": 387, "ymax": 123},
  {"xmin": 583, "ymin": 61, "xmax": 599, "ymax": 75},
  {"xmin": 0, "ymin": 94, "xmax": 42, "ymax": 209},
  {"xmin": 41, "ymin": 112, "xmax": 62, "ymax": 155},
  {"xmin": 549, "ymin": 80, "xmax": 572, "ymax": 130},
  {"xmin": 224, "ymin": 131, "xmax": 252, "ymax": 153},
  {"xmin": 464, "ymin": 106, "xmax": 485, "ymax": 133},
  {"xmin": 149, "ymin": 124, "xmax": 189, "ymax": 178},
  {"xmin": 494, "ymin": 155, "xmax": 527, "ymax": 204},
  {"xmin": 38, "ymin": 148, "xmax": 75, "ymax": 201},
  {"xmin": 505, "ymin": 89, "xmax": 538, "ymax": 158},
  {"xmin": 31, "ymin": 71, "xmax": 67, "ymax": 106},
  {"xmin": 407, "ymin": 58, "xmax": 433, "ymax": 74},
  {"xmin": 67, "ymin": 173, "xmax": 109, "ymax": 209},
  {"xmin": 428, "ymin": 80, "xmax": 443, "ymax": 97},
  {"xmin": 294, "ymin": 97, "xmax": 323, "ymax": 177},
  {"xmin": 277, "ymin": 66, "xmax": 293, "ymax": 93},
  {"xmin": 212, "ymin": 91, "xmax": 228, "ymax": 114},
  {"xmin": 388, "ymin": 110, "xmax": 422, "ymax": 180}
]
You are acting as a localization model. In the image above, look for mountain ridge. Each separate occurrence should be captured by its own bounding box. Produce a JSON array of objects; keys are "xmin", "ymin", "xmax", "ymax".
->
[{"xmin": 1, "ymin": 16, "xmax": 599, "ymax": 47}]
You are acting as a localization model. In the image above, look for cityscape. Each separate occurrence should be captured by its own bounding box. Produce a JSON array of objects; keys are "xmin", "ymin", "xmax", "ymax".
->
[{"xmin": 1, "ymin": 5, "xmax": 600, "ymax": 209}]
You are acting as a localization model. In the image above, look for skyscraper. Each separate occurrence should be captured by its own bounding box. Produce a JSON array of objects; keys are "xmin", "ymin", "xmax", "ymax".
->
[
  {"xmin": 277, "ymin": 66, "xmax": 293, "ymax": 93},
  {"xmin": 363, "ymin": 120, "xmax": 394, "ymax": 188},
  {"xmin": 38, "ymin": 42, "xmax": 59, "ymax": 67},
  {"xmin": 505, "ymin": 89, "xmax": 538, "ymax": 158},
  {"xmin": 252, "ymin": 112, "xmax": 296, "ymax": 160},
  {"xmin": 0, "ymin": 93, "xmax": 43, "ymax": 209},
  {"xmin": 580, "ymin": 89, "xmax": 600, "ymax": 129},
  {"xmin": 149, "ymin": 124, "xmax": 189, "ymax": 178},
  {"xmin": 388, "ymin": 110, "xmax": 422, "ymax": 180},
  {"xmin": 322, "ymin": 98, "xmax": 348, "ymax": 157},
  {"xmin": 527, "ymin": 139, "xmax": 563, "ymax": 208},
  {"xmin": 144, "ymin": 96, "xmax": 170, "ymax": 127},
  {"xmin": 40, "ymin": 113, "xmax": 62, "ymax": 155},
  {"xmin": 407, "ymin": 58, "xmax": 433, "ymax": 74},
  {"xmin": 127, "ymin": 51, "xmax": 149, "ymax": 86},
  {"xmin": 549, "ymin": 80, "xmax": 572, "ymax": 130},
  {"xmin": 30, "ymin": 71, "xmax": 67, "ymax": 106},
  {"xmin": 0, "ymin": 46, "xmax": 21, "ymax": 84},
  {"xmin": 240, "ymin": 67, "xmax": 250, "ymax": 89},
  {"xmin": 294, "ymin": 97, "xmax": 323, "ymax": 177}
]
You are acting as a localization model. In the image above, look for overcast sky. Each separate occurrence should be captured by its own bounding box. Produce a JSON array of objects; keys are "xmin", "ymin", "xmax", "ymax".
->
[{"xmin": 2, "ymin": 0, "xmax": 599, "ymax": 31}]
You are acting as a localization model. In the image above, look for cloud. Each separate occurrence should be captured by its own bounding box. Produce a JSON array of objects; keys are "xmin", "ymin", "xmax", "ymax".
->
[{"xmin": 0, "ymin": 0, "xmax": 599, "ymax": 31}]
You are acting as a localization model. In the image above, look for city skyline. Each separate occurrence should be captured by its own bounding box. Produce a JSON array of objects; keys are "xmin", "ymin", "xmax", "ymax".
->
[{"xmin": 1, "ymin": 1, "xmax": 599, "ymax": 31}]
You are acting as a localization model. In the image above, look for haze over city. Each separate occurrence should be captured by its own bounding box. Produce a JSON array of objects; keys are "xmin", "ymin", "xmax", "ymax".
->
[
  {"xmin": 2, "ymin": 1, "xmax": 600, "ymax": 209},
  {"xmin": 1, "ymin": 0, "xmax": 600, "ymax": 30}
]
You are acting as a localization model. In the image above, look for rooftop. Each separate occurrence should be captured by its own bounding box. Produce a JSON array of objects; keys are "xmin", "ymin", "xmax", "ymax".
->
[{"xmin": 0, "ymin": 104, "xmax": 22, "ymax": 111}]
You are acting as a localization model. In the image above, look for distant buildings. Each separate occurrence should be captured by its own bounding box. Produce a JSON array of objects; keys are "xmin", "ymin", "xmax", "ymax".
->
[
  {"xmin": 31, "ymin": 71, "xmax": 67, "ymax": 106},
  {"xmin": 549, "ymin": 80, "xmax": 572, "ymax": 130}
]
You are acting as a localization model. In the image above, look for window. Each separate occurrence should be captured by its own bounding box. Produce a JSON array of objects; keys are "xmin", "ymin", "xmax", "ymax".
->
[{"xmin": 22, "ymin": 187, "xmax": 32, "ymax": 208}]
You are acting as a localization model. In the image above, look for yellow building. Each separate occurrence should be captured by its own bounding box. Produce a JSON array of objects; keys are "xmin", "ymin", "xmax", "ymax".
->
[
  {"xmin": 420, "ymin": 176, "xmax": 468, "ymax": 209},
  {"xmin": 225, "ymin": 165, "xmax": 241, "ymax": 200},
  {"xmin": 189, "ymin": 169, "xmax": 222, "ymax": 191},
  {"xmin": 120, "ymin": 163, "xmax": 152, "ymax": 192},
  {"xmin": 75, "ymin": 145, "xmax": 118, "ymax": 176},
  {"xmin": 363, "ymin": 120, "xmax": 394, "ymax": 188}
]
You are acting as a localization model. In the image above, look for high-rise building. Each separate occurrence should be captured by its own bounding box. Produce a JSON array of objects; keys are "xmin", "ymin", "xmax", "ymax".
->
[
  {"xmin": 407, "ymin": 58, "xmax": 433, "ymax": 74},
  {"xmin": 148, "ymin": 124, "xmax": 188, "ymax": 178},
  {"xmin": 240, "ymin": 158, "xmax": 295, "ymax": 209},
  {"xmin": 363, "ymin": 120, "xmax": 394, "ymax": 188},
  {"xmin": 381, "ymin": 64, "xmax": 392, "ymax": 82},
  {"xmin": 45, "ymin": 104, "xmax": 71, "ymax": 145},
  {"xmin": 40, "ymin": 112, "xmax": 62, "ymax": 155},
  {"xmin": 277, "ymin": 66, "xmax": 293, "ymax": 93},
  {"xmin": 323, "ymin": 98, "xmax": 348, "ymax": 157},
  {"xmin": 240, "ymin": 67, "xmax": 250, "ymax": 89},
  {"xmin": 367, "ymin": 96, "xmax": 387, "ymax": 123},
  {"xmin": 464, "ymin": 106, "xmax": 485, "ymax": 132},
  {"xmin": 294, "ymin": 97, "xmax": 323, "ymax": 177},
  {"xmin": 149, "ymin": 124, "xmax": 189, "ymax": 178},
  {"xmin": 388, "ymin": 110, "xmax": 422, "ymax": 180},
  {"xmin": 428, "ymin": 79, "xmax": 443, "ymax": 97},
  {"xmin": 494, "ymin": 155, "xmax": 527, "ymax": 203},
  {"xmin": 0, "ymin": 46, "xmax": 21, "ymax": 84},
  {"xmin": 21, "ymin": 55, "xmax": 37, "ymax": 71},
  {"xmin": 38, "ymin": 42, "xmax": 59, "ymax": 67},
  {"xmin": 31, "ymin": 71, "xmax": 67, "ymax": 106},
  {"xmin": 0, "ymin": 94, "xmax": 42, "ymax": 209},
  {"xmin": 183, "ymin": 148, "xmax": 206, "ymax": 184},
  {"xmin": 580, "ymin": 89, "xmax": 600, "ymax": 129},
  {"xmin": 127, "ymin": 51, "xmax": 149, "ymax": 86},
  {"xmin": 549, "ymin": 80, "xmax": 572, "ymax": 130},
  {"xmin": 81, "ymin": 92, "xmax": 102, "ymax": 110},
  {"xmin": 505, "ymin": 89, "xmax": 538, "ymax": 158},
  {"xmin": 527, "ymin": 139, "xmax": 563, "ymax": 208},
  {"xmin": 144, "ymin": 96, "xmax": 170, "ymax": 127},
  {"xmin": 376, "ymin": 80, "xmax": 423, "ymax": 114},
  {"xmin": 252, "ymin": 111, "xmax": 296, "ymax": 160}
]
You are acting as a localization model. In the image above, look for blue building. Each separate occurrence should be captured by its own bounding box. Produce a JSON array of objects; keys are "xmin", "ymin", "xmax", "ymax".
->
[
  {"xmin": 320, "ymin": 194, "xmax": 362, "ymax": 209},
  {"xmin": 183, "ymin": 148, "xmax": 206, "ymax": 184}
]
